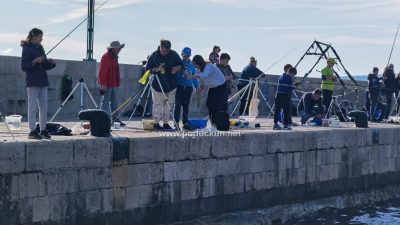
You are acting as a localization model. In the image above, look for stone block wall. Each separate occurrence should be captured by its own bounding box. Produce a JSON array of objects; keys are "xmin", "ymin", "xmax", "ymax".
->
[{"xmin": 1, "ymin": 127, "xmax": 400, "ymax": 224}]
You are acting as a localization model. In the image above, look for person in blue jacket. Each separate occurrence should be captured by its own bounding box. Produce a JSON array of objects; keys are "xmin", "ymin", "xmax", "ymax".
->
[
  {"xmin": 273, "ymin": 64, "xmax": 297, "ymax": 130},
  {"xmin": 174, "ymin": 47, "xmax": 199, "ymax": 131},
  {"xmin": 237, "ymin": 57, "xmax": 264, "ymax": 115},
  {"xmin": 20, "ymin": 28, "xmax": 56, "ymax": 139}
]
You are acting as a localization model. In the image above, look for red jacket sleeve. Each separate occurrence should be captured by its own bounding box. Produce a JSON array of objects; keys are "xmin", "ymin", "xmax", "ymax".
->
[{"xmin": 98, "ymin": 54, "xmax": 110, "ymax": 86}]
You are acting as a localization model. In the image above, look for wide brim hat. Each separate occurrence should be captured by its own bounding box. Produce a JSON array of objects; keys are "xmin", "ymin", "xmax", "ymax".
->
[{"xmin": 107, "ymin": 41, "xmax": 125, "ymax": 50}]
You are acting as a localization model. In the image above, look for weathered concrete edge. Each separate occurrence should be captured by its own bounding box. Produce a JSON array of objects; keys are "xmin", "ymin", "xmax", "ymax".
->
[
  {"xmin": 165, "ymin": 183, "xmax": 400, "ymax": 225},
  {"xmin": 21, "ymin": 171, "xmax": 400, "ymax": 225}
]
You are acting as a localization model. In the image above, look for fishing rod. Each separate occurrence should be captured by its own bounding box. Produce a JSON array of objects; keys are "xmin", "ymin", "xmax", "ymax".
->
[
  {"xmin": 46, "ymin": 0, "xmax": 109, "ymax": 56},
  {"xmin": 386, "ymin": 22, "xmax": 400, "ymax": 67},
  {"xmin": 263, "ymin": 48, "xmax": 297, "ymax": 72}
]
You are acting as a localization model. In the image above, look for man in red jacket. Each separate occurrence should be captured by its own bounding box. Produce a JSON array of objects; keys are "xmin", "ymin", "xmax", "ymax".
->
[{"xmin": 98, "ymin": 41, "xmax": 126, "ymax": 126}]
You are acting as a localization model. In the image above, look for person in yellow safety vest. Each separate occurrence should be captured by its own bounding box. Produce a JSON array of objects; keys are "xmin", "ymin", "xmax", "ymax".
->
[{"xmin": 321, "ymin": 58, "xmax": 338, "ymax": 115}]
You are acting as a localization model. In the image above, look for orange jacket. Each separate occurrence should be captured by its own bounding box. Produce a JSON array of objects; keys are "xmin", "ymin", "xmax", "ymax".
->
[{"xmin": 98, "ymin": 51, "xmax": 120, "ymax": 88}]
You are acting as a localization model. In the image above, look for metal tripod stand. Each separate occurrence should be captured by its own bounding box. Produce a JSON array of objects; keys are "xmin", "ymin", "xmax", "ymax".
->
[
  {"xmin": 228, "ymin": 78, "xmax": 273, "ymax": 117},
  {"xmin": 0, "ymin": 111, "xmax": 16, "ymax": 141},
  {"xmin": 50, "ymin": 78, "xmax": 98, "ymax": 122},
  {"xmin": 325, "ymin": 95, "xmax": 348, "ymax": 122},
  {"xmin": 114, "ymin": 73, "xmax": 180, "ymax": 131},
  {"xmin": 387, "ymin": 91, "xmax": 400, "ymax": 120}
]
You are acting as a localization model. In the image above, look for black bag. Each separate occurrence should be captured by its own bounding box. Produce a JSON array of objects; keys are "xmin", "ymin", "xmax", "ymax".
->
[
  {"xmin": 78, "ymin": 109, "xmax": 111, "ymax": 137},
  {"xmin": 215, "ymin": 111, "xmax": 230, "ymax": 131},
  {"xmin": 61, "ymin": 74, "xmax": 73, "ymax": 102},
  {"xmin": 36, "ymin": 123, "xmax": 72, "ymax": 136}
]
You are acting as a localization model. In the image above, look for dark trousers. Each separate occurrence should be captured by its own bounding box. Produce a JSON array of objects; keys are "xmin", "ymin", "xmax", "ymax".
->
[
  {"xmin": 322, "ymin": 89, "xmax": 333, "ymax": 114},
  {"xmin": 207, "ymin": 83, "xmax": 228, "ymax": 125},
  {"xmin": 174, "ymin": 85, "xmax": 193, "ymax": 124},
  {"xmin": 385, "ymin": 90, "xmax": 399, "ymax": 118},
  {"xmin": 365, "ymin": 91, "xmax": 371, "ymax": 114},
  {"xmin": 238, "ymin": 84, "xmax": 254, "ymax": 115},
  {"xmin": 274, "ymin": 93, "xmax": 292, "ymax": 125},
  {"xmin": 369, "ymin": 90, "xmax": 379, "ymax": 117}
]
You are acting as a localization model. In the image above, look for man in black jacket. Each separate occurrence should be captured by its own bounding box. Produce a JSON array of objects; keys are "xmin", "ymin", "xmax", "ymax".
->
[
  {"xmin": 383, "ymin": 64, "xmax": 398, "ymax": 119},
  {"xmin": 146, "ymin": 39, "xmax": 183, "ymax": 131},
  {"xmin": 367, "ymin": 67, "xmax": 381, "ymax": 118},
  {"xmin": 298, "ymin": 89, "xmax": 325, "ymax": 124}
]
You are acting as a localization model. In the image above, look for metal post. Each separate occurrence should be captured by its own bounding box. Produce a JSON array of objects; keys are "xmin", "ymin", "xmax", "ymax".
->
[{"xmin": 85, "ymin": 0, "xmax": 95, "ymax": 61}]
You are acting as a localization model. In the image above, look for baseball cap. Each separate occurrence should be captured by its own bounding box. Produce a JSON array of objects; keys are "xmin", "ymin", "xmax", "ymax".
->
[
  {"xmin": 327, "ymin": 58, "xmax": 337, "ymax": 64},
  {"xmin": 181, "ymin": 47, "xmax": 191, "ymax": 57}
]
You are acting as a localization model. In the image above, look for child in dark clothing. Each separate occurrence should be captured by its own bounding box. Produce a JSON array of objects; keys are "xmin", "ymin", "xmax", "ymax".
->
[{"xmin": 273, "ymin": 64, "xmax": 297, "ymax": 130}]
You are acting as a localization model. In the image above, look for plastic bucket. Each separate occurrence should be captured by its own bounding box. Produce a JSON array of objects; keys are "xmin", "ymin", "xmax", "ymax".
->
[
  {"xmin": 142, "ymin": 119, "xmax": 155, "ymax": 131},
  {"xmin": 188, "ymin": 119, "xmax": 208, "ymax": 129},
  {"xmin": 5, "ymin": 115, "xmax": 22, "ymax": 130},
  {"xmin": 330, "ymin": 119, "xmax": 340, "ymax": 128}
]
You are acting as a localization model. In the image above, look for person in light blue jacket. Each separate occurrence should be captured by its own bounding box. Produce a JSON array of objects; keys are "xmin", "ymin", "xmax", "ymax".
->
[{"xmin": 174, "ymin": 47, "xmax": 199, "ymax": 131}]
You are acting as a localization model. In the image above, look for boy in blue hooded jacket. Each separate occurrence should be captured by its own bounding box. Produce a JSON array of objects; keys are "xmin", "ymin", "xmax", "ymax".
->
[{"xmin": 174, "ymin": 47, "xmax": 199, "ymax": 131}]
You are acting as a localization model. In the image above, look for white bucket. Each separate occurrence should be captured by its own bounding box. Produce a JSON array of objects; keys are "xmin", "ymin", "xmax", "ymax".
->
[
  {"xmin": 5, "ymin": 115, "xmax": 22, "ymax": 130},
  {"xmin": 330, "ymin": 119, "xmax": 340, "ymax": 128}
]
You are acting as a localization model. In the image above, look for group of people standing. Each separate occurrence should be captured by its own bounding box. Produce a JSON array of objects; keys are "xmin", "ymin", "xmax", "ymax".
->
[
  {"xmin": 99, "ymin": 40, "xmax": 233, "ymax": 131},
  {"xmin": 24, "ymin": 27, "xmax": 389, "ymax": 138},
  {"xmin": 272, "ymin": 58, "xmax": 339, "ymax": 130},
  {"xmin": 366, "ymin": 64, "xmax": 400, "ymax": 120}
]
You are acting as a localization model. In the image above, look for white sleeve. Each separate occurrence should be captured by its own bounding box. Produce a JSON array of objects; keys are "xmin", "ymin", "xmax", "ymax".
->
[{"xmin": 199, "ymin": 64, "xmax": 212, "ymax": 79}]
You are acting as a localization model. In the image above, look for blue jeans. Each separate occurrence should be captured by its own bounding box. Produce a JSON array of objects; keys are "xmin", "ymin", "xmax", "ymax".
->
[
  {"xmin": 101, "ymin": 88, "xmax": 119, "ymax": 121},
  {"xmin": 299, "ymin": 106, "xmax": 325, "ymax": 123}
]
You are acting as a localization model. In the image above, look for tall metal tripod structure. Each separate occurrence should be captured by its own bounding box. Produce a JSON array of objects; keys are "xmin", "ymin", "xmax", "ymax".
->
[{"xmin": 85, "ymin": 0, "xmax": 95, "ymax": 61}]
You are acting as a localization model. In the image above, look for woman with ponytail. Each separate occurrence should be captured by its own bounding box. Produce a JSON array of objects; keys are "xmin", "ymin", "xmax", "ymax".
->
[{"xmin": 21, "ymin": 28, "xmax": 56, "ymax": 139}]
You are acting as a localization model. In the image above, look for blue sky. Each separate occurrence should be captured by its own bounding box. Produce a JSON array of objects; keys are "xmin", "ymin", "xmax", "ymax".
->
[{"xmin": 1, "ymin": 0, "xmax": 400, "ymax": 77}]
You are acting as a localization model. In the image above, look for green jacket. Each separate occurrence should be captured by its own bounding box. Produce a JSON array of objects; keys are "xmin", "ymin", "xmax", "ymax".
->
[{"xmin": 321, "ymin": 67, "xmax": 334, "ymax": 91}]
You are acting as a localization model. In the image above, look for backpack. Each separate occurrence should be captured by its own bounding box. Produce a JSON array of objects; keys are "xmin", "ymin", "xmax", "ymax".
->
[
  {"xmin": 215, "ymin": 111, "xmax": 230, "ymax": 131},
  {"xmin": 36, "ymin": 123, "xmax": 72, "ymax": 136},
  {"xmin": 61, "ymin": 74, "xmax": 73, "ymax": 102}
]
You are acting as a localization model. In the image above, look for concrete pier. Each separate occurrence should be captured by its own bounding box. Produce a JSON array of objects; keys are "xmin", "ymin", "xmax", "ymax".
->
[{"xmin": 0, "ymin": 120, "xmax": 400, "ymax": 225}]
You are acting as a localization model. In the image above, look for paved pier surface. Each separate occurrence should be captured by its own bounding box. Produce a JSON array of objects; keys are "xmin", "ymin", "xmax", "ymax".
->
[{"xmin": 0, "ymin": 117, "xmax": 396, "ymax": 142}]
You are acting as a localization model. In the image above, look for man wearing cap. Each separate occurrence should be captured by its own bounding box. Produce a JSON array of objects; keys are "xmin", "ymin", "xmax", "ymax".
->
[
  {"xmin": 321, "ymin": 58, "xmax": 338, "ymax": 115},
  {"xmin": 98, "ymin": 41, "xmax": 125, "ymax": 126},
  {"xmin": 174, "ymin": 47, "xmax": 199, "ymax": 131},
  {"xmin": 146, "ymin": 39, "xmax": 183, "ymax": 131}
]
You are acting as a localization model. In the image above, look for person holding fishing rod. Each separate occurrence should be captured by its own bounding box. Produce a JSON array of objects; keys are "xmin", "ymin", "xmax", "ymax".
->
[
  {"xmin": 98, "ymin": 41, "xmax": 126, "ymax": 126},
  {"xmin": 21, "ymin": 28, "xmax": 56, "ymax": 139},
  {"xmin": 273, "ymin": 64, "xmax": 297, "ymax": 130},
  {"xmin": 382, "ymin": 64, "xmax": 399, "ymax": 119}
]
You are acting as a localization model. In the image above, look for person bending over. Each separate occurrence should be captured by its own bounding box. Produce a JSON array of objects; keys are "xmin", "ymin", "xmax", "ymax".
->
[{"xmin": 298, "ymin": 89, "xmax": 325, "ymax": 124}]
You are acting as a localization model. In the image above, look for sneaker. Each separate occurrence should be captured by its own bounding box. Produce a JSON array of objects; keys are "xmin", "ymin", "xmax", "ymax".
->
[
  {"xmin": 163, "ymin": 123, "xmax": 174, "ymax": 130},
  {"xmin": 183, "ymin": 124, "xmax": 195, "ymax": 131},
  {"xmin": 153, "ymin": 123, "xmax": 163, "ymax": 131},
  {"xmin": 114, "ymin": 119, "xmax": 126, "ymax": 127},
  {"xmin": 273, "ymin": 124, "xmax": 282, "ymax": 130},
  {"xmin": 28, "ymin": 130, "xmax": 42, "ymax": 140},
  {"xmin": 283, "ymin": 125, "xmax": 292, "ymax": 130},
  {"xmin": 40, "ymin": 130, "xmax": 51, "ymax": 139}
]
